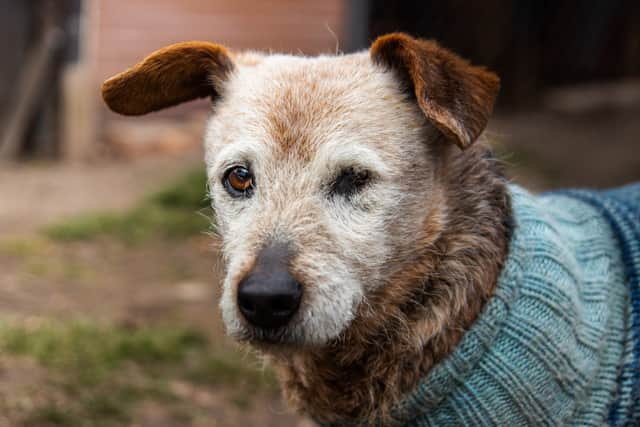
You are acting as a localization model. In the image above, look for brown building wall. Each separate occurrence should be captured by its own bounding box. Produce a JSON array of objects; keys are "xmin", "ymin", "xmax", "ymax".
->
[
  {"xmin": 95, "ymin": 0, "xmax": 347, "ymax": 84},
  {"xmin": 83, "ymin": 0, "xmax": 349, "ymax": 156}
]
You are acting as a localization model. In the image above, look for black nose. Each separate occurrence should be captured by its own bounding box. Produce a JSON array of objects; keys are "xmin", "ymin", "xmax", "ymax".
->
[{"xmin": 237, "ymin": 244, "xmax": 302, "ymax": 329}]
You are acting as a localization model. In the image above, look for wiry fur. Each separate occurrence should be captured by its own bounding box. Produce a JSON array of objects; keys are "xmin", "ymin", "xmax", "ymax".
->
[
  {"xmin": 101, "ymin": 41, "xmax": 234, "ymax": 115},
  {"xmin": 273, "ymin": 141, "xmax": 512, "ymax": 424},
  {"xmin": 206, "ymin": 52, "xmax": 446, "ymax": 349},
  {"xmin": 371, "ymin": 33, "xmax": 500, "ymax": 150},
  {"xmin": 102, "ymin": 34, "xmax": 512, "ymax": 425}
]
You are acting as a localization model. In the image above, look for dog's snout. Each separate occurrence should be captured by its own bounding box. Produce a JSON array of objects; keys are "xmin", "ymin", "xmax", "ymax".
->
[
  {"xmin": 237, "ymin": 244, "xmax": 302, "ymax": 329},
  {"xmin": 237, "ymin": 275, "xmax": 302, "ymax": 329}
]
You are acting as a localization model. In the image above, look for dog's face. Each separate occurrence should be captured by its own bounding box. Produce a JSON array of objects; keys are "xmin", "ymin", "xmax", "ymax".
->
[
  {"xmin": 206, "ymin": 52, "xmax": 440, "ymax": 345},
  {"xmin": 102, "ymin": 34, "xmax": 499, "ymax": 349}
]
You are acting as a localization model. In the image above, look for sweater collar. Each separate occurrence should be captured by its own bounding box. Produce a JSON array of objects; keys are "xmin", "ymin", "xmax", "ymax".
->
[
  {"xmin": 391, "ymin": 207, "xmax": 526, "ymax": 424},
  {"xmin": 326, "ymin": 184, "xmax": 629, "ymax": 426}
]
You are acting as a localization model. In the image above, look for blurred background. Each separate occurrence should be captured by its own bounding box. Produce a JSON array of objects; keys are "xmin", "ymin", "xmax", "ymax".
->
[{"xmin": 0, "ymin": 1, "xmax": 638, "ymax": 426}]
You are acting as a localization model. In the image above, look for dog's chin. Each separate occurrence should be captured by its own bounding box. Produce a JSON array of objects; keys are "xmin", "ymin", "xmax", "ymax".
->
[
  {"xmin": 240, "ymin": 326, "xmax": 299, "ymax": 345},
  {"xmin": 227, "ymin": 321, "xmax": 350, "ymax": 355},
  {"xmin": 243, "ymin": 334, "xmax": 305, "ymax": 355}
]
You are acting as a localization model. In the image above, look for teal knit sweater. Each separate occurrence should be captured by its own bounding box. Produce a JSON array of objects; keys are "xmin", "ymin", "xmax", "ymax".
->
[{"xmin": 330, "ymin": 184, "xmax": 640, "ymax": 427}]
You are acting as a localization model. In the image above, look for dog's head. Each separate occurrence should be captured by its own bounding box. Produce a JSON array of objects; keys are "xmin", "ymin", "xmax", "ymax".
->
[{"xmin": 103, "ymin": 33, "xmax": 499, "ymax": 349}]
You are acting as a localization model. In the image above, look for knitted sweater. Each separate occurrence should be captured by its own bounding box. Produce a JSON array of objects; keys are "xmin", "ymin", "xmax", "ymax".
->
[{"xmin": 330, "ymin": 183, "xmax": 640, "ymax": 427}]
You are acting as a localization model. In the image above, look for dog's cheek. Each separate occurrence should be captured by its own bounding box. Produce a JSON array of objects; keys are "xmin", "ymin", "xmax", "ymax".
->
[
  {"xmin": 215, "ymin": 207, "xmax": 267, "ymax": 335},
  {"xmin": 217, "ymin": 240, "xmax": 261, "ymax": 337},
  {"xmin": 299, "ymin": 278, "xmax": 364, "ymax": 344},
  {"xmin": 219, "ymin": 282, "xmax": 243, "ymax": 337},
  {"xmin": 291, "ymin": 252, "xmax": 364, "ymax": 344},
  {"xmin": 321, "ymin": 201, "xmax": 392, "ymax": 284}
]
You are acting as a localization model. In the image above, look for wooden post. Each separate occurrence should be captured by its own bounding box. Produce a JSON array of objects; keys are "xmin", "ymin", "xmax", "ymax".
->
[
  {"xmin": 0, "ymin": 26, "xmax": 64, "ymax": 158},
  {"xmin": 60, "ymin": 0, "xmax": 100, "ymax": 161}
]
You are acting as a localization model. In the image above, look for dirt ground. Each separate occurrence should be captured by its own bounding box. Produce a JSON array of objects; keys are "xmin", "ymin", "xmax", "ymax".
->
[
  {"xmin": 0, "ymin": 150, "xmax": 311, "ymax": 426},
  {"xmin": 0, "ymin": 154, "xmax": 204, "ymax": 238},
  {"xmin": 0, "ymin": 108, "xmax": 638, "ymax": 426}
]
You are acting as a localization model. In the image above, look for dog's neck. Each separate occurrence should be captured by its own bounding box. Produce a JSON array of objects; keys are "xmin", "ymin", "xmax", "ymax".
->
[{"xmin": 270, "ymin": 141, "xmax": 513, "ymax": 425}]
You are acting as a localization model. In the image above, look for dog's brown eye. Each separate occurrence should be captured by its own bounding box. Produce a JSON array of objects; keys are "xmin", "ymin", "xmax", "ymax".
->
[{"xmin": 223, "ymin": 166, "xmax": 254, "ymax": 197}]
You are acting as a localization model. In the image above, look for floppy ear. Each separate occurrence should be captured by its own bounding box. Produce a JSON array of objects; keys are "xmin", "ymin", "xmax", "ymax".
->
[
  {"xmin": 371, "ymin": 33, "xmax": 499, "ymax": 149},
  {"xmin": 102, "ymin": 42, "xmax": 234, "ymax": 116}
]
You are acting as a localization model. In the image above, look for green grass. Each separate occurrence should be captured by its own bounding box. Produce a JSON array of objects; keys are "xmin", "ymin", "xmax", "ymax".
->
[
  {"xmin": 21, "ymin": 405, "xmax": 78, "ymax": 427},
  {"xmin": 0, "ymin": 320, "xmax": 279, "ymax": 426},
  {"xmin": 186, "ymin": 350, "xmax": 278, "ymax": 393},
  {"xmin": 0, "ymin": 237, "xmax": 95, "ymax": 281},
  {"xmin": 0, "ymin": 238, "xmax": 49, "ymax": 258},
  {"xmin": 146, "ymin": 168, "xmax": 210, "ymax": 210},
  {"xmin": 43, "ymin": 169, "xmax": 213, "ymax": 243},
  {"xmin": 0, "ymin": 321, "xmax": 208, "ymax": 383}
]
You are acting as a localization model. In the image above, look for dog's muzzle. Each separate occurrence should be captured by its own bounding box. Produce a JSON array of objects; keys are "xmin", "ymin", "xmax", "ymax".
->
[{"xmin": 237, "ymin": 243, "xmax": 302, "ymax": 330}]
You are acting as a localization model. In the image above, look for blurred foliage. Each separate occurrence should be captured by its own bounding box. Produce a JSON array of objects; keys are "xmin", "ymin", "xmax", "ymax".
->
[
  {"xmin": 43, "ymin": 169, "xmax": 212, "ymax": 243},
  {"xmin": 0, "ymin": 237, "xmax": 49, "ymax": 258},
  {"xmin": 147, "ymin": 168, "xmax": 211, "ymax": 210},
  {"xmin": 0, "ymin": 320, "xmax": 278, "ymax": 426},
  {"xmin": 0, "ymin": 321, "xmax": 207, "ymax": 375}
]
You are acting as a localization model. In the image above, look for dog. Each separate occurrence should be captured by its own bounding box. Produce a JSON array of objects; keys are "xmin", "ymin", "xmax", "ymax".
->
[{"xmin": 102, "ymin": 33, "xmax": 640, "ymax": 426}]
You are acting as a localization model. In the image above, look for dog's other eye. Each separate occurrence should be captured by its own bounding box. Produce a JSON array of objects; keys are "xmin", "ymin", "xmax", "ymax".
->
[
  {"xmin": 223, "ymin": 166, "xmax": 254, "ymax": 198},
  {"xmin": 330, "ymin": 167, "xmax": 371, "ymax": 198}
]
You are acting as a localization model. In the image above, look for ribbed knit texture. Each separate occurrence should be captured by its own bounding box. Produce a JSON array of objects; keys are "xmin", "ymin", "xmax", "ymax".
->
[
  {"xmin": 325, "ymin": 183, "xmax": 640, "ymax": 427},
  {"xmin": 553, "ymin": 184, "xmax": 640, "ymax": 427}
]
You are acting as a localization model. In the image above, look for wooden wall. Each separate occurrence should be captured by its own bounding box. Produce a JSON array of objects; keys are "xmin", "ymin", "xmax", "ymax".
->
[
  {"xmin": 369, "ymin": 0, "xmax": 640, "ymax": 108},
  {"xmin": 94, "ymin": 0, "xmax": 347, "ymax": 84},
  {"xmin": 83, "ymin": 0, "xmax": 349, "ymax": 156}
]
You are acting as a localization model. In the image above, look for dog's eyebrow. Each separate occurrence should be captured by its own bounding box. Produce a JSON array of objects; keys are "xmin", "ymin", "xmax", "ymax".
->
[
  {"xmin": 311, "ymin": 143, "xmax": 390, "ymax": 178},
  {"xmin": 210, "ymin": 141, "xmax": 263, "ymax": 176}
]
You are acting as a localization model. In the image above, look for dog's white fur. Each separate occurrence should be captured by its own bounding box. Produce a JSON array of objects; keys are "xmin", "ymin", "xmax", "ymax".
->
[
  {"xmin": 101, "ymin": 35, "xmax": 508, "ymax": 422},
  {"xmin": 204, "ymin": 52, "xmax": 444, "ymax": 345}
]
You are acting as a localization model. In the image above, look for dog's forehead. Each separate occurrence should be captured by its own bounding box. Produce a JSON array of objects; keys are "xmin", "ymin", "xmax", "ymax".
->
[
  {"xmin": 208, "ymin": 52, "xmax": 421, "ymax": 164},
  {"xmin": 233, "ymin": 52, "xmax": 378, "ymax": 116}
]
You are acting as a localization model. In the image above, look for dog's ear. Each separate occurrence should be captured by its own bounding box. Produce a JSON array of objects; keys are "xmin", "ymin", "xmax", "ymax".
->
[
  {"xmin": 371, "ymin": 33, "xmax": 499, "ymax": 149},
  {"xmin": 102, "ymin": 42, "xmax": 234, "ymax": 116}
]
